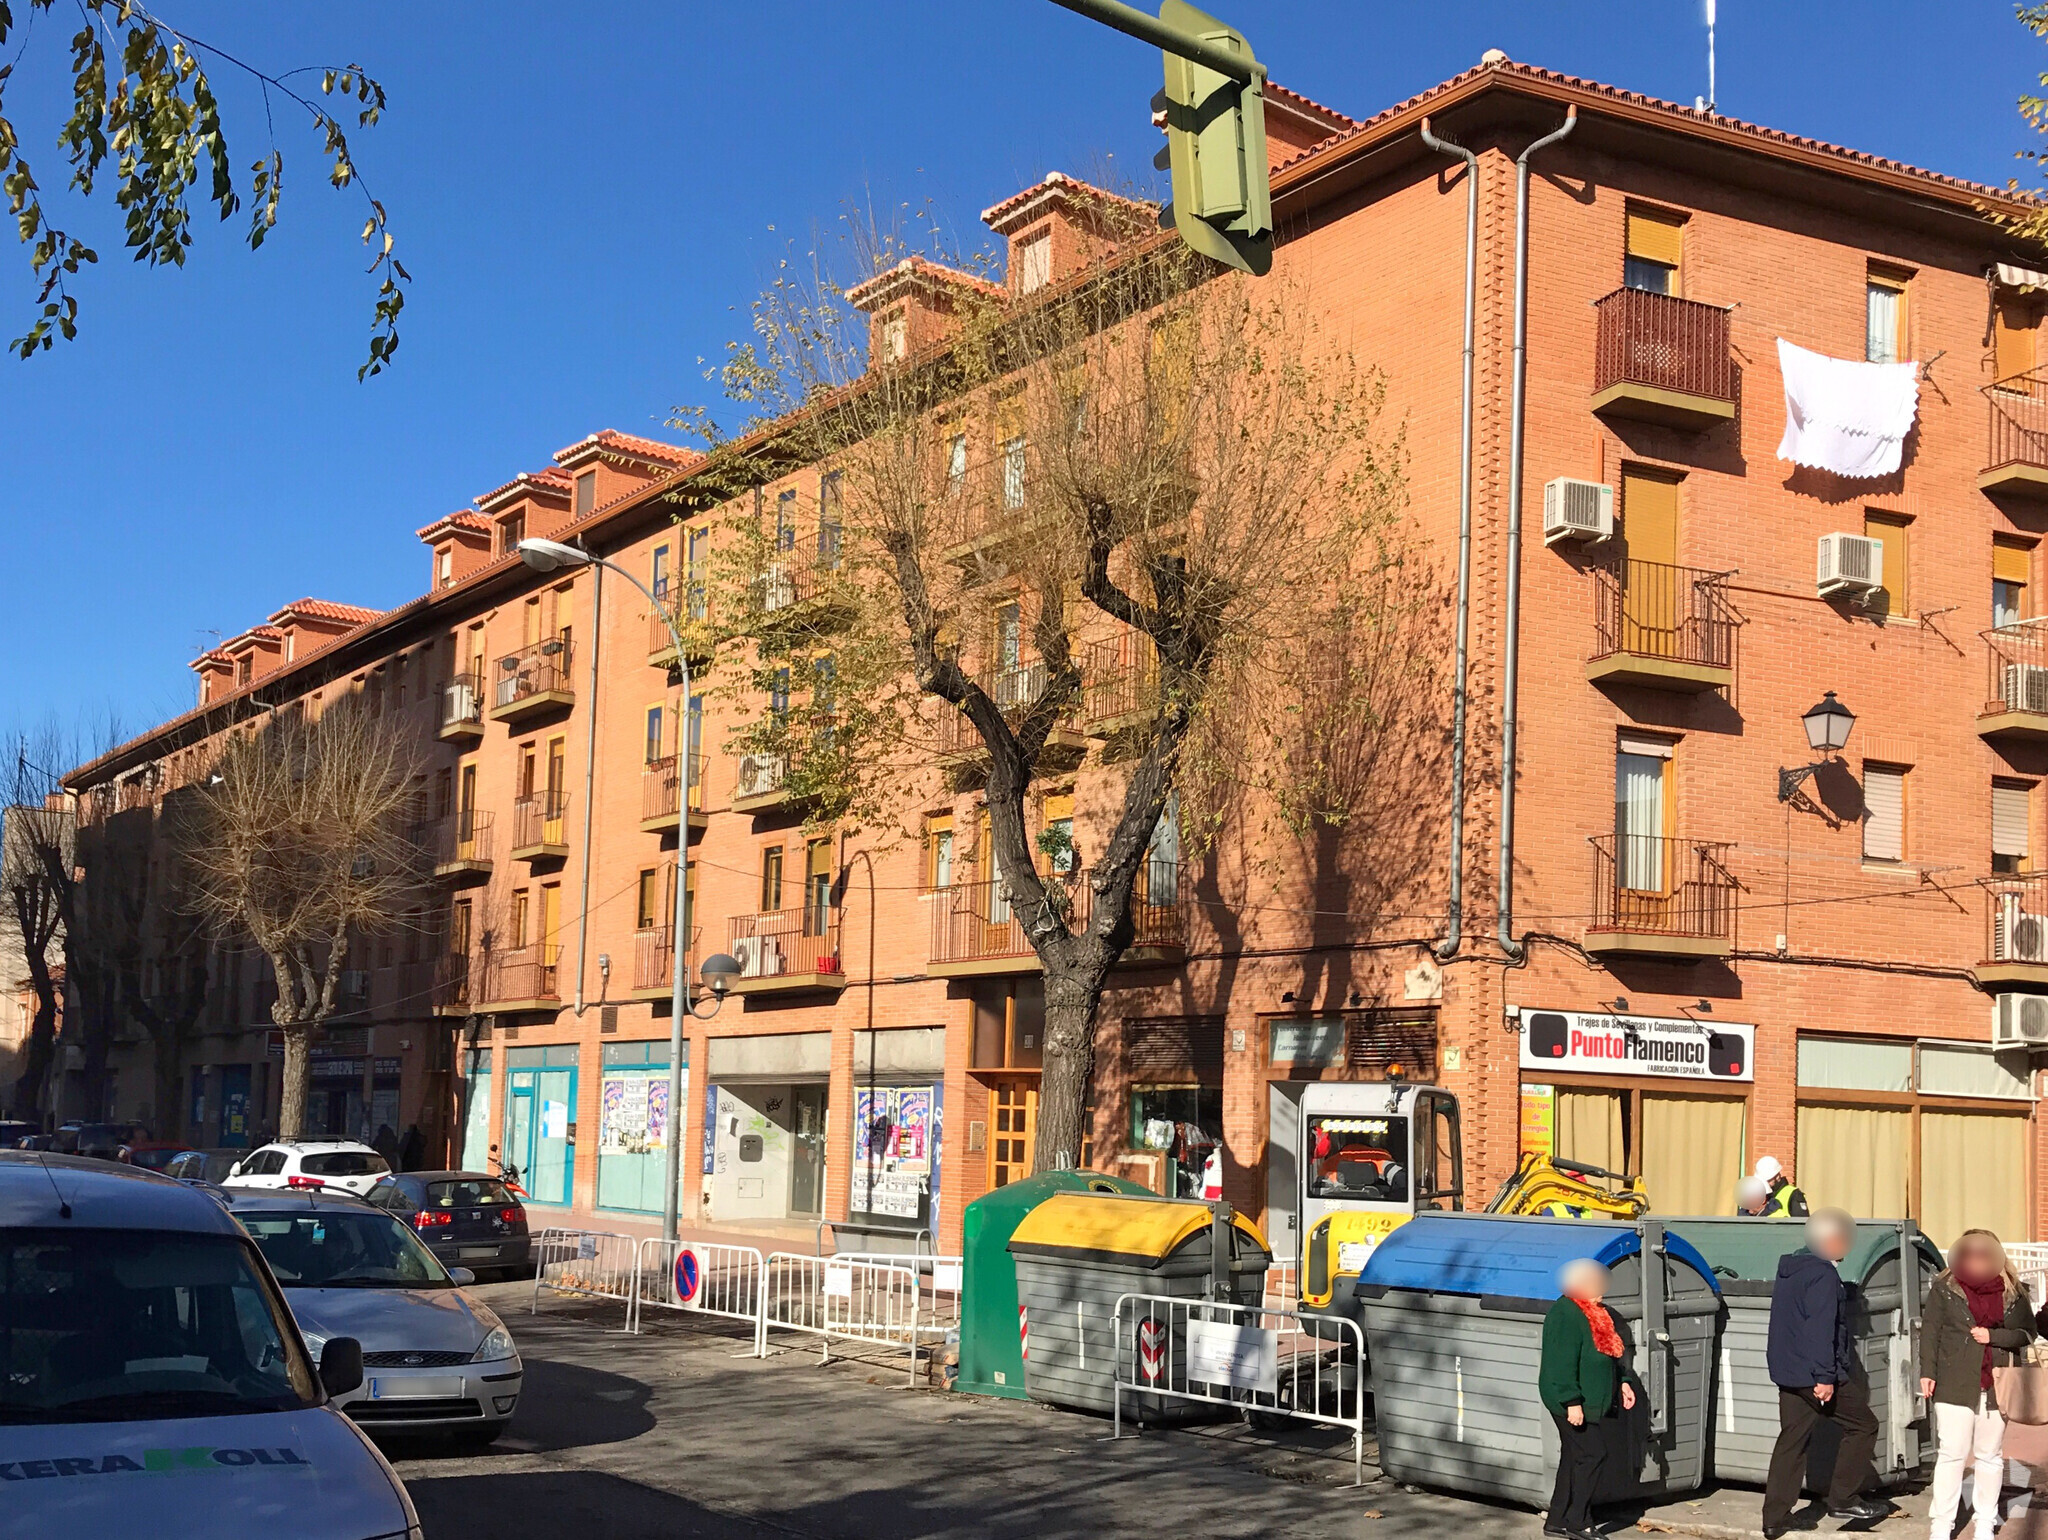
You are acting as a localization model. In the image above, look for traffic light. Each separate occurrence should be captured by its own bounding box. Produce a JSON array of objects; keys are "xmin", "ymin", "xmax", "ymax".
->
[{"xmin": 1150, "ymin": 0, "xmax": 1271, "ymax": 275}]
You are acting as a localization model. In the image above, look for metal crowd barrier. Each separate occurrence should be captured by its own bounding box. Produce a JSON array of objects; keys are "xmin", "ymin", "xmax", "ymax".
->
[
  {"xmin": 759, "ymin": 1251, "xmax": 958, "ymax": 1385},
  {"xmin": 627, "ymin": 1238, "xmax": 766, "ymax": 1336},
  {"xmin": 529, "ymin": 1228, "xmax": 642, "ymax": 1316},
  {"xmin": 1110, "ymin": 1291, "xmax": 1367, "ymax": 1485}
]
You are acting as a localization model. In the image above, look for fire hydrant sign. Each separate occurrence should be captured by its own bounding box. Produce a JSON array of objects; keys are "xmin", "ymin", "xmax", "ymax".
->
[
  {"xmin": 1519, "ymin": 1010, "xmax": 1753, "ymax": 1082},
  {"xmin": 1185, "ymin": 1319, "xmax": 1278, "ymax": 1397}
]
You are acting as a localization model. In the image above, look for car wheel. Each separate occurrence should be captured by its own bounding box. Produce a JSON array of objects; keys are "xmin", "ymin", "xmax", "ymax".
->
[{"xmin": 449, "ymin": 1424, "xmax": 504, "ymax": 1452}]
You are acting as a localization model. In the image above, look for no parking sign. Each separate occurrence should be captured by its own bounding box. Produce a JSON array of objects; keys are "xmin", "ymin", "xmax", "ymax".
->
[{"xmin": 672, "ymin": 1246, "xmax": 702, "ymax": 1308}]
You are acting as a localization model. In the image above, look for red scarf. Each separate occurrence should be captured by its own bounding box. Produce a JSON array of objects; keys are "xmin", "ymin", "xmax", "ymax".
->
[
  {"xmin": 1574, "ymin": 1297, "xmax": 1624, "ymax": 1358},
  {"xmin": 1961, "ymin": 1275, "xmax": 2009, "ymax": 1392}
]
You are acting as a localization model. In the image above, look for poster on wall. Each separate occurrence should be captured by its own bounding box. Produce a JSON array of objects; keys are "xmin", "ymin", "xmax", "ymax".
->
[
  {"xmin": 849, "ymin": 1083, "xmax": 936, "ymax": 1220},
  {"xmin": 1518, "ymin": 1010, "xmax": 1754, "ymax": 1082},
  {"xmin": 892, "ymin": 1088, "xmax": 931, "ymax": 1168},
  {"xmin": 600, "ymin": 1072, "xmax": 670, "ymax": 1156},
  {"xmin": 1520, "ymin": 1084, "xmax": 1555, "ymax": 1157}
]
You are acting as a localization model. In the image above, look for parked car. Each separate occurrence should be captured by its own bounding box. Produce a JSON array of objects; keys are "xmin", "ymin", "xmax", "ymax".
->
[
  {"xmin": 367, "ymin": 1171, "xmax": 532, "ymax": 1278},
  {"xmin": 163, "ymin": 1147, "xmax": 249, "ymax": 1186},
  {"xmin": 222, "ymin": 1137, "xmax": 391, "ymax": 1197},
  {"xmin": 0, "ymin": 1152, "xmax": 420, "ymax": 1540},
  {"xmin": 61, "ymin": 1123, "xmax": 140, "ymax": 1161},
  {"xmin": 230, "ymin": 1189, "xmax": 522, "ymax": 1444},
  {"xmin": 125, "ymin": 1139, "xmax": 194, "ymax": 1172},
  {"xmin": 0, "ymin": 1120, "xmax": 36, "ymax": 1149}
]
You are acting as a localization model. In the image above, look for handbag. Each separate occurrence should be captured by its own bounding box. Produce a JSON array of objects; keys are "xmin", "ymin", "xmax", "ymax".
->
[{"xmin": 1995, "ymin": 1343, "xmax": 2048, "ymax": 1427}]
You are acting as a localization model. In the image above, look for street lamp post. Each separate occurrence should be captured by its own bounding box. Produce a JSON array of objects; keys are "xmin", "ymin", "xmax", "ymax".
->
[{"xmin": 517, "ymin": 537, "xmax": 741, "ymax": 1243}]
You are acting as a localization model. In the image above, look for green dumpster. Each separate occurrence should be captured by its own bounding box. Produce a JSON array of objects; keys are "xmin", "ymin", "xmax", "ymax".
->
[{"xmin": 957, "ymin": 1170, "xmax": 1150, "ymax": 1399}]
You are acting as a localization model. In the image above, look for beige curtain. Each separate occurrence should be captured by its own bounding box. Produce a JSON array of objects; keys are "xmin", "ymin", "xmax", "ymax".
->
[
  {"xmin": 1641, "ymin": 1094, "xmax": 1747, "ymax": 1216},
  {"xmin": 1556, "ymin": 1091, "xmax": 1626, "ymax": 1176},
  {"xmin": 1796, "ymin": 1104, "xmax": 1909, "ymax": 1221},
  {"xmin": 1921, "ymin": 1112, "xmax": 2031, "ymax": 1251}
]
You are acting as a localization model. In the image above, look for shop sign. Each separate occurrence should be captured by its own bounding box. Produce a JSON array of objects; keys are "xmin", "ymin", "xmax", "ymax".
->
[
  {"xmin": 1518, "ymin": 1010, "xmax": 1753, "ymax": 1082},
  {"xmin": 1520, "ymin": 1084, "xmax": 1555, "ymax": 1156}
]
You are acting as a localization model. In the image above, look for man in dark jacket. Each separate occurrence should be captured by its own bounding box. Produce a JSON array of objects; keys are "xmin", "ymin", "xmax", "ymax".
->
[{"xmin": 1762, "ymin": 1209, "xmax": 1885, "ymax": 1538}]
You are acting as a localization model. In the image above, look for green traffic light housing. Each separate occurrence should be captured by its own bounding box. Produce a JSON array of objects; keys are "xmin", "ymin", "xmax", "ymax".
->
[{"xmin": 1149, "ymin": 0, "xmax": 1271, "ymax": 275}]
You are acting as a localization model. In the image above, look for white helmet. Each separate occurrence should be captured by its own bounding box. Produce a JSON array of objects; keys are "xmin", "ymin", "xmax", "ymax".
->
[{"xmin": 1754, "ymin": 1155, "xmax": 1783, "ymax": 1183}]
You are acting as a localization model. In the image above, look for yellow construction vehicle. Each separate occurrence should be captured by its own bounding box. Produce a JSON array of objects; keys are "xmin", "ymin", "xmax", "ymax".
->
[{"xmin": 1484, "ymin": 1151, "xmax": 1649, "ymax": 1219}]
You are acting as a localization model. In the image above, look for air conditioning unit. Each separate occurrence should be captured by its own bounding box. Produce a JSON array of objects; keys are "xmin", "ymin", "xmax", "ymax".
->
[
  {"xmin": 1817, "ymin": 533, "xmax": 1885, "ymax": 598},
  {"xmin": 757, "ymin": 564, "xmax": 796, "ymax": 613},
  {"xmin": 1999, "ymin": 894, "xmax": 2048, "ymax": 962},
  {"xmin": 1543, "ymin": 477, "xmax": 1615, "ymax": 546},
  {"xmin": 731, "ymin": 936, "xmax": 763, "ymax": 977},
  {"xmin": 2006, "ymin": 664, "xmax": 2048, "ymax": 715},
  {"xmin": 1994, "ymin": 991, "xmax": 2048, "ymax": 1050},
  {"xmin": 737, "ymin": 753, "xmax": 785, "ymax": 800}
]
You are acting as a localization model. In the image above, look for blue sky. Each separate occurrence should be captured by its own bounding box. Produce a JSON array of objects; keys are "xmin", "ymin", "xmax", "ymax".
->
[{"xmin": 1, "ymin": 1, "xmax": 2036, "ymax": 744}]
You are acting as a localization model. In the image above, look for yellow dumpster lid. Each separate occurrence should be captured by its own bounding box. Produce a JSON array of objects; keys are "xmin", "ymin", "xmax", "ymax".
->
[{"xmin": 1006, "ymin": 1191, "xmax": 1268, "ymax": 1268}]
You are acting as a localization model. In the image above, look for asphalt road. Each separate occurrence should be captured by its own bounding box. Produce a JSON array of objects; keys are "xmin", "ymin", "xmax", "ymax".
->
[{"xmin": 377, "ymin": 1281, "xmax": 1553, "ymax": 1540}]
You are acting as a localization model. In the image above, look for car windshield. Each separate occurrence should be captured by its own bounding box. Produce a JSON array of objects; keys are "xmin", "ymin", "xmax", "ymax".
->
[
  {"xmin": 299, "ymin": 1151, "xmax": 389, "ymax": 1178},
  {"xmin": 128, "ymin": 1148, "xmax": 185, "ymax": 1172},
  {"xmin": 0, "ymin": 1227, "xmax": 319, "ymax": 1424},
  {"xmin": 423, "ymin": 1179, "xmax": 515, "ymax": 1209},
  {"xmin": 1305, "ymin": 1114, "xmax": 1411, "ymax": 1202},
  {"xmin": 241, "ymin": 1209, "xmax": 453, "ymax": 1288}
]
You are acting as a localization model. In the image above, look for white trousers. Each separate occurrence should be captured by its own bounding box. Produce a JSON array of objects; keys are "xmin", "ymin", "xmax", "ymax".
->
[{"xmin": 1932, "ymin": 1396, "xmax": 2007, "ymax": 1540}]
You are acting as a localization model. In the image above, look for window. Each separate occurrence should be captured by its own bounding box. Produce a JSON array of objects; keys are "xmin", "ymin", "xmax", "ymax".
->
[
  {"xmin": 882, "ymin": 312, "xmax": 907, "ymax": 360},
  {"xmin": 804, "ymin": 838, "xmax": 833, "ymax": 935},
  {"xmin": 775, "ymin": 489, "xmax": 798, "ymax": 552},
  {"xmin": 643, "ymin": 705, "xmax": 664, "ymax": 766},
  {"xmin": 1042, "ymin": 792, "xmax": 1075, "ymax": 875},
  {"xmin": 944, "ymin": 432, "xmax": 967, "ymax": 497},
  {"xmin": 236, "ymin": 655, "xmax": 253, "ymax": 686},
  {"xmin": 523, "ymin": 596, "xmax": 543, "ymax": 647},
  {"xmin": 1996, "ymin": 537, "xmax": 2032, "ymax": 627},
  {"xmin": 769, "ymin": 665, "xmax": 791, "ymax": 721},
  {"xmin": 500, "ymin": 511, "xmax": 525, "ymax": 554},
  {"xmin": 1624, "ymin": 206, "xmax": 1685, "ymax": 296},
  {"xmin": 651, "ymin": 544, "xmax": 671, "ymax": 601},
  {"xmin": 1016, "ymin": 230, "xmax": 1052, "ymax": 294},
  {"xmin": 574, "ymin": 469, "xmax": 596, "ymax": 516},
  {"xmin": 686, "ymin": 526, "xmax": 709, "ymax": 620},
  {"xmin": 1866, "ymin": 271, "xmax": 1907, "ymax": 365},
  {"xmin": 926, "ymin": 812, "xmax": 955, "ymax": 890},
  {"xmin": 1997, "ymin": 291, "xmax": 2040, "ymax": 386},
  {"xmin": 818, "ymin": 472, "xmax": 842, "ymax": 569},
  {"xmin": 1616, "ymin": 734, "xmax": 1673, "ymax": 892},
  {"xmin": 458, "ymin": 761, "xmax": 477, "ymax": 819},
  {"xmin": 1864, "ymin": 511, "xmax": 1910, "ymax": 618},
  {"xmin": 438, "ymin": 547, "xmax": 454, "ymax": 587},
  {"xmin": 1863, "ymin": 762, "xmax": 1907, "ymax": 863},
  {"xmin": 1143, "ymin": 793, "xmax": 1179, "ymax": 903},
  {"xmin": 995, "ymin": 602, "xmax": 1022, "ymax": 673},
  {"xmin": 1002, "ymin": 435, "xmax": 1027, "ymax": 509},
  {"xmin": 1995, "ymin": 780, "xmax": 2032, "ymax": 875},
  {"xmin": 546, "ymin": 737, "xmax": 567, "ymax": 802},
  {"xmin": 636, "ymin": 869, "xmax": 661, "ymax": 929},
  {"xmin": 511, "ymin": 889, "xmax": 531, "ymax": 950},
  {"xmin": 760, "ymin": 846, "xmax": 784, "ymax": 912}
]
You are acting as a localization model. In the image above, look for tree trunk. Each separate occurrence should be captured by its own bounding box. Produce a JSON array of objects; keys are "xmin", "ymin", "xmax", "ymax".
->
[
  {"xmin": 278, "ymin": 1024, "xmax": 312, "ymax": 1139},
  {"xmin": 151, "ymin": 1027, "xmax": 184, "ymax": 1142},
  {"xmin": 10, "ymin": 989, "xmax": 55, "ymax": 1123},
  {"xmin": 1033, "ymin": 967, "xmax": 1100, "ymax": 1174}
]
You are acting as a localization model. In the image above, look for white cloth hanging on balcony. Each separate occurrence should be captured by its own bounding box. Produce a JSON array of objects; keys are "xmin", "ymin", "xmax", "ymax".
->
[{"xmin": 1774, "ymin": 337, "xmax": 1919, "ymax": 479}]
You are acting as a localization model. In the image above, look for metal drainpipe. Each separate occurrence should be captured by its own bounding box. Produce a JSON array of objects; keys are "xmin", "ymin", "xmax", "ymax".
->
[
  {"xmin": 573, "ymin": 562, "xmax": 603, "ymax": 1013},
  {"xmin": 1497, "ymin": 107, "xmax": 1576, "ymax": 963},
  {"xmin": 1419, "ymin": 116, "xmax": 1479, "ymax": 964}
]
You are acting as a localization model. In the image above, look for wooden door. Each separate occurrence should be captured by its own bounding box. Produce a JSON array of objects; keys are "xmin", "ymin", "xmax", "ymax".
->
[
  {"xmin": 989, "ymin": 1079, "xmax": 1037, "ymax": 1189},
  {"xmin": 1620, "ymin": 471, "xmax": 1681, "ymax": 656}
]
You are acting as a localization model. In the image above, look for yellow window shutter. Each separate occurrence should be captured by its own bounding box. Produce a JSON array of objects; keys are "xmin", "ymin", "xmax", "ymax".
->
[
  {"xmin": 1864, "ymin": 512, "xmax": 1910, "ymax": 617},
  {"xmin": 1621, "ymin": 471, "xmax": 1680, "ymax": 568},
  {"xmin": 1627, "ymin": 208, "xmax": 1686, "ymax": 268},
  {"xmin": 1995, "ymin": 538, "xmax": 2033, "ymax": 585}
]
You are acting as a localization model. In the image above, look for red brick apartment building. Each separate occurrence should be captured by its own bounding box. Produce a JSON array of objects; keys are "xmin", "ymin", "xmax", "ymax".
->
[{"xmin": 63, "ymin": 57, "xmax": 2048, "ymax": 1253}]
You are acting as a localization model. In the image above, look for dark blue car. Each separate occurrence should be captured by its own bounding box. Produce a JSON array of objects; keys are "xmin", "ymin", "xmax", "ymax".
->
[{"xmin": 367, "ymin": 1170, "xmax": 532, "ymax": 1278}]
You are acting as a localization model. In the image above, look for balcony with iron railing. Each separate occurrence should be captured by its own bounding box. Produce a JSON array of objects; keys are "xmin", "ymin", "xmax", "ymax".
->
[
  {"xmin": 646, "ymin": 597, "xmax": 714, "ymax": 669},
  {"xmin": 1982, "ymin": 370, "xmax": 2048, "ymax": 497},
  {"xmin": 489, "ymin": 638, "xmax": 575, "ymax": 724},
  {"xmin": 1585, "ymin": 834, "xmax": 1737, "ymax": 959},
  {"xmin": 728, "ymin": 905, "xmax": 844, "ymax": 993},
  {"xmin": 1591, "ymin": 287, "xmax": 1738, "ymax": 431},
  {"xmin": 640, "ymin": 753, "xmax": 708, "ymax": 835},
  {"xmin": 928, "ymin": 863, "xmax": 1185, "ymax": 978},
  {"xmin": 934, "ymin": 661, "xmax": 1088, "ymax": 781},
  {"xmin": 631, "ymin": 923, "xmax": 702, "ymax": 1001},
  {"xmin": 1587, "ymin": 559, "xmax": 1738, "ymax": 693},
  {"xmin": 1979, "ymin": 873, "xmax": 2048, "ymax": 989},
  {"xmin": 432, "ymin": 950, "xmax": 474, "ymax": 1015},
  {"xmin": 1082, "ymin": 631, "xmax": 1159, "ymax": 737},
  {"xmin": 477, "ymin": 946, "xmax": 560, "ymax": 1011},
  {"xmin": 439, "ymin": 672, "xmax": 486, "ymax": 741},
  {"xmin": 1979, "ymin": 621, "xmax": 2048, "ymax": 743},
  {"xmin": 510, "ymin": 791, "xmax": 570, "ymax": 861},
  {"xmin": 426, "ymin": 809, "xmax": 493, "ymax": 883}
]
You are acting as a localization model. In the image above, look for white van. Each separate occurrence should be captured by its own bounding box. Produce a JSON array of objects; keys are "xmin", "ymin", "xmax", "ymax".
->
[{"xmin": 0, "ymin": 1152, "xmax": 420, "ymax": 1540}]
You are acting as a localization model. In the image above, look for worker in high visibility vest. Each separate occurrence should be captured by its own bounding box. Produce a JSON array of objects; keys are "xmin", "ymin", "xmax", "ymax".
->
[{"xmin": 1754, "ymin": 1156, "xmax": 1808, "ymax": 1219}]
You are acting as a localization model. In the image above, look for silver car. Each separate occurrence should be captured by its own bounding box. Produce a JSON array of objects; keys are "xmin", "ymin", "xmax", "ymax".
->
[{"xmin": 231, "ymin": 1190, "xmax": 522, "ymax": 1446}]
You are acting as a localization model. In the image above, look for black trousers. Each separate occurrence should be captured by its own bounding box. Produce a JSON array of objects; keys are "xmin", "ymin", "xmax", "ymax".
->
[
  {"xmin": 1549, "ymin": 1409, "xmax": 1613, "ymax": 1532},
  {"xmin": 1762, "ymin": 1378, "xmax": 1879, "ymax": 1528}
]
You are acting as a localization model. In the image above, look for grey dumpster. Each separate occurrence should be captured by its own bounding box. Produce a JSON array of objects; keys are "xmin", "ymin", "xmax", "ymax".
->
[
  {"xmin": 1006, "ymin": 1190, "xmax": 1270, "ymax": 1419},
  {"xmin": 1357, "ymin": 1213, "xmax": 1721, "ymax": 1510},
  {"xmin": 1667, "ymin": 1217, "xmax": 1941, "ymax": 1487}
]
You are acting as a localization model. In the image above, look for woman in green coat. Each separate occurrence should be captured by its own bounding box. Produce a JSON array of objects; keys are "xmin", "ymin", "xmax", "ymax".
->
[{"xmin": 1539, "ymin": 1258, "xmax": 1638, "ymax": 1540}]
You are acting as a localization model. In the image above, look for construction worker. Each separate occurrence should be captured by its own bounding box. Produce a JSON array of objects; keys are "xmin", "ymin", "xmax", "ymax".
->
[
  {"xmin": 1736, "ymin": 1176, "xmax": 1770, "ymax": 1216},
  {"xmin": 1755, "ymin": 1156, "xmax": 1808, "ymax": 1219}
]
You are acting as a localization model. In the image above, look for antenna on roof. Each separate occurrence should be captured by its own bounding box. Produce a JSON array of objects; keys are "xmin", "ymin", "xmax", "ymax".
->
[{"xmin": 1695, "ymin": 0, "xmax": 1718, "ymax": 115}]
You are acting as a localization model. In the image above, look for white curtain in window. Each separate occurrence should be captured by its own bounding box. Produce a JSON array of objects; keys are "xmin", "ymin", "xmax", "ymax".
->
[
  {"xmin": 1866, "ymin": 283, "xmax": 1901, "ymax": 366},
  {"xmin": 1617, "ymin": 751, "xmax": 1665, "ymax": 891},
  {"xmin": 1003, "ymin": 437, "xmax": 1027, "ymax": 508},
  {"xmin": 1640, "ymin": 1094, "xmax": 1747, "ymax": 1217},
  {"xmin": 1796, "ymin": 1103, "xmax": 1909, "ymax": 1220},
  {"xmin": 1921, "ymin": 1113, "xmax": 2030, "ymax": 1249}
]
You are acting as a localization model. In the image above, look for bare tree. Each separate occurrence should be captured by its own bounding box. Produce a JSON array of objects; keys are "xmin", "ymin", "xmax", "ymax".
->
[
  {"xmin": 3, "ymin": 729, "xmax": 69, "ymax": 1121},
  {"xmin": 690, "ymin": 209, "xmax": 1420, "ymax": 1172},
  {"xmin": 175, "ymin": 698, "xmax": 426, "ymax": 1137}
]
